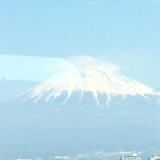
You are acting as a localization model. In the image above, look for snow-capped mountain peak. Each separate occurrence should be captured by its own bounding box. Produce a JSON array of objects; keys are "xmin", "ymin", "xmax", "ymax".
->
[{"xmin": 27, "ymin": 56, "xmax": 159, "ymax": 105}]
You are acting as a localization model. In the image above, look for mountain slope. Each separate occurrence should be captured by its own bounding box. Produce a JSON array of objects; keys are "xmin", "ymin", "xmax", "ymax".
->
[
  {"xmin": 0, "ymin": 56, "xmax": 160, "ymax": 157},
  {"xmin": 0, "ymin": 80, "xmax": 39, "ymax": 104},
  {"xmin": 25, "ymin": 56, "xmax": 159, "ymax": 105}
]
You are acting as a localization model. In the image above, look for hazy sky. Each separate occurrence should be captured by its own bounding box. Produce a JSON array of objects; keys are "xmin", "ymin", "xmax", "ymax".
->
[{"xmin": 0, "ymin": 0, "xmax": 160, "ymax": 87}]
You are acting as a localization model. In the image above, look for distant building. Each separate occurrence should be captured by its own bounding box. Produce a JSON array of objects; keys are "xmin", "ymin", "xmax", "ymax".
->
[
  {"xmin": 1, "ymin": 77, "xmax": 5, "ymax": 81},
  {"xmin": 54, "ymin": 156, "xmax": 70, "ymax": 159},
  {"xmin": 119, "ymin": 152, "xmax": 141, "ymax": 160},
  {"xmin": 150, "ymin": 156, "xmax": 160, "ymax": 160}
]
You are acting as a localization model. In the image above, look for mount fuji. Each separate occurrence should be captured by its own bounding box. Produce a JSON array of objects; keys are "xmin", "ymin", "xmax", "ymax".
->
[
  {"xmin": 0, "ymin": 56, "xmax": 160, "ymax": 157},
  {"xmin": 21, "ymin": 56, "xmax": 159, "ymax": 107}
]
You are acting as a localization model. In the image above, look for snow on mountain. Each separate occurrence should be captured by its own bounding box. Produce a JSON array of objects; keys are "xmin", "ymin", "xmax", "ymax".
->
[{"xmin": 26, "ymin": 56, "xmax": 159, "ymax": 105}]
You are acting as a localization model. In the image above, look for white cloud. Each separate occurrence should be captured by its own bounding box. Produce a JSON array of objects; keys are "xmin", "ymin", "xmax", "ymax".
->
[{"xmin": 67, "ymin": 55, "xmax": 121, "ymax": 73}]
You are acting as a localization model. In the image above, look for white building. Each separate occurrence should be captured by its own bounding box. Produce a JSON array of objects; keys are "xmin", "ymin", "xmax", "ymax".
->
[
  {"xmin": 150, "ymin": 156, "xmax": 160, "ymax": 160},
  {"xmin": 119, "ymin": 152, "xmax": 141, "ymax": 160}
]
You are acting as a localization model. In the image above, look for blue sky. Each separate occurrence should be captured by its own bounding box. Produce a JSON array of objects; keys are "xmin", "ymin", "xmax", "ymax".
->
[{"xmin": 0, "ymin": 0, "xmax": 160, "ymax": 87}]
